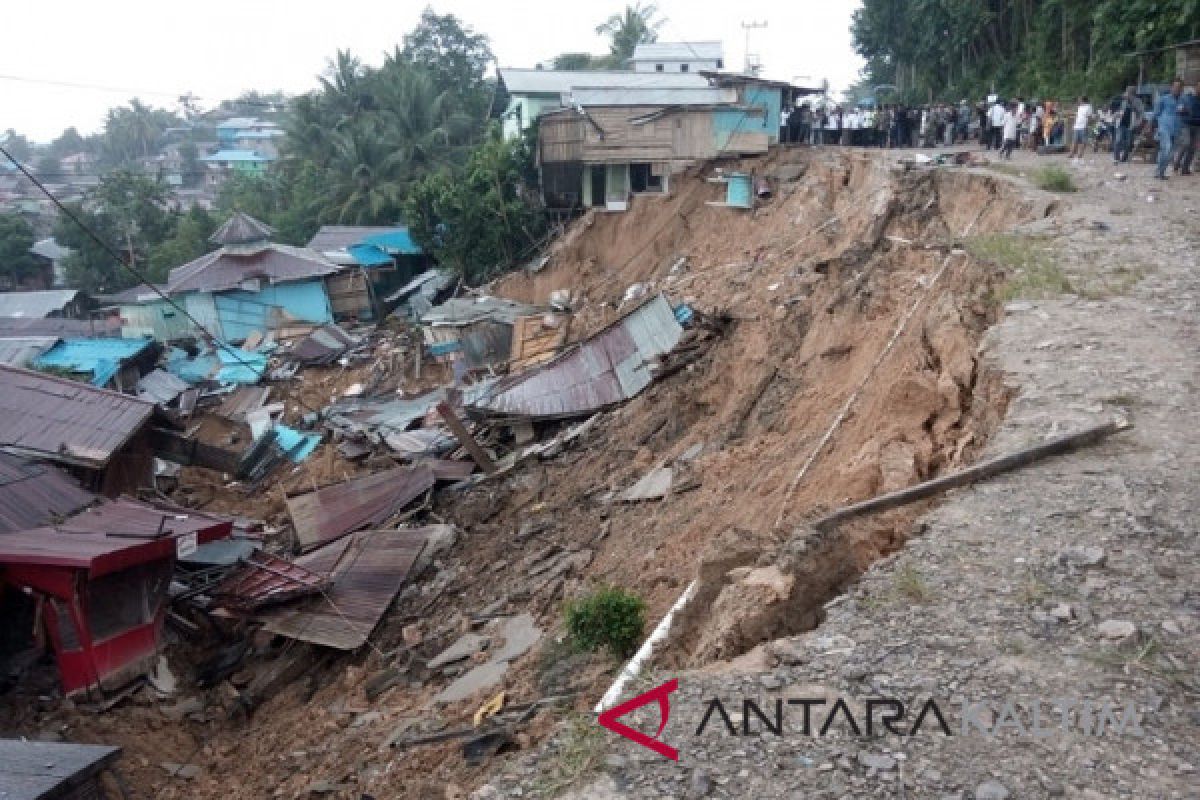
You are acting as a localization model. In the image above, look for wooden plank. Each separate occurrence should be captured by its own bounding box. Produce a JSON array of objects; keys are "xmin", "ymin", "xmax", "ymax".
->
[
  {"xmin": 813, "ymin": 421, "xmax": 1133, "ymax": 532},
  {"xmin": 436, "ymin": 402, "xmax": 497, "ymax": 475}
]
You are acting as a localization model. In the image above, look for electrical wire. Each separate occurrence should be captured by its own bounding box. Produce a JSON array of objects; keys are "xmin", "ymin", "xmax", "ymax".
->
[{"xmin": 0, "ymin": 143, "xmax": 320, "ymax": 414}]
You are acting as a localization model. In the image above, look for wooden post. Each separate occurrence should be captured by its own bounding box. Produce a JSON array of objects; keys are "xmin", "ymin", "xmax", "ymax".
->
[
  {"xmin": 436, "ymin": 402, "xmax": 496, "ymax": 474},
  {"xmin": 812, "ymin": 420, "xmax": 1132, "ymax": 532}
]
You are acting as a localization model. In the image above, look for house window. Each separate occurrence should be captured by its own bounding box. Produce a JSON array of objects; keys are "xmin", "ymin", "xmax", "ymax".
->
[
  {"xmin": 680, "ymin": 64, "xmax": 689, "ymax": 72},
  {"xmin": 630, "ymin": 163, "xmax": 664, "ymax": 193},
  {"xmin": 717, "ymin": 58, "xmax": 724, "ymax": 69},
  {"xmin": 655, "ymin": 64, "xmax": 664, "ymax": 72}
]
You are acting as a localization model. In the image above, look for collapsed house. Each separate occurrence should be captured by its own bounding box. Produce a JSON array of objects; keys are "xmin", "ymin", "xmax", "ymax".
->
[
  {"xmin": 0, "ymin": 499, "xmax": 232, "ymax": 695},
  {"xmin": 30, "ymin": 336, "xmax": 160, "ymax": 390},
  {"xmin": 0, "ymin": 364, "xmax": 158, "ymax": 496}
]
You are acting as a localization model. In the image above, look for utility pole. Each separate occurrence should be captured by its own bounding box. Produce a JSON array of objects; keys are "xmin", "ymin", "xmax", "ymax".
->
[{"xmin": 741, "ymin": 20, "xmax": 768, "ymax": 76}]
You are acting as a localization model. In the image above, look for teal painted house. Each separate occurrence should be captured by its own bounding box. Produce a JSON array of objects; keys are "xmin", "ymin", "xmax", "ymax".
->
[{"xmin": 165, "ymin": 213, "xmax": 344, "ymax": 344}]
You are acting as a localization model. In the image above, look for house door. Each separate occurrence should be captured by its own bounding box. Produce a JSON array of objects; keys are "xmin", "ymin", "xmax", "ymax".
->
[
  {"xmin": 588, "ymin": 165, "xmax": 606, "ymax": 207},
  {"xmin": 605, "ymin": 163, "xmax": 630, "ymax": 211}
]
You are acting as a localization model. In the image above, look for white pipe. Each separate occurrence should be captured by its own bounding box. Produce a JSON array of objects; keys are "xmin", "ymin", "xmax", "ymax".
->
[{"xmin": 594, "ymin": 580, "xmax": 697, "ymax": 713}]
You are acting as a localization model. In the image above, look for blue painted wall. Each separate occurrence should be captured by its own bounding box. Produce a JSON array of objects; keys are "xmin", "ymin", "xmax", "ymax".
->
[
  {"xmin": 711, "ymin": 85, "xmax": 784, "ymax": 148},
  {"xmin": 212, "ymin": 280, "xmax": 334, "ymax": 342}
]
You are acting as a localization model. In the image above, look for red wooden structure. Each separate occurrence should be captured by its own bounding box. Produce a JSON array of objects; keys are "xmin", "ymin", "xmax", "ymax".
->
[{"xmin": 0, "ymin": 499, "xmax": 231, "ymax": 696}]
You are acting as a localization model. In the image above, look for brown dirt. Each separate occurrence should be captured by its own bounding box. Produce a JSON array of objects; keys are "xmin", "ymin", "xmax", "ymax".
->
[{"xmin": 0, "ymin": 148, "xmax": 1048, "ymax": 799}]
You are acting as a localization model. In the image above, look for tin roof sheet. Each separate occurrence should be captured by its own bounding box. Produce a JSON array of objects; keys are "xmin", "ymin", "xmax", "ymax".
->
[
  {"xmin": 0, "ymin": 740, "xmax": 122, "ymax": 799},
  {"xmin": 631, "ymin": 41, "xmax": 724, "ymax": 61},
  {"xmin": 0, "ymin": 364, "xmax": 155, "ymax": 469},
  {"xmin": 166, "ymin": 244, "xmax": 340, "ymax": 294},
  {"xmin": 498, "ymin": 68, "xmax": 708, "ymax": 94},
  {"xmin": 421, "ymin": 296, "xmax": 541, "ymax": 327},
  {"xmin": 0, "ymin": 336, "xmax": 58, "ymax": 367},
  {"xmin": 0, "ymin": 452, "xmax": 95, "ymax": 534},
  {"xmin": 286, "ymin": 465, "xmax": 436, "ymax": 552},
  {"xmin": 468, "ymin": 293, "xmax": 682, "ymax": 420},
  {"xmin": 0, "ymin": 317, "xmax": 116, "ymax": 337},
  {"xmin": 32, "ymin": 337, "xmax": 155, "ymax": 386},
  {"xmin": 306, "ymin": 225, "xmax": 406, "ymax": 252},
  {"xmin": 569, "ymin": 87, "xmax": 736, "ymax": 106},
  {"xmin": 0, "ymin": 498, "xmax": 231, "ymax": 576},
  {"xmin": 260, "ymin": 528, "xmax": 428, "ymax": 650},
  {"xmin": 0, "ymin": 289, "xmax": 83, "ymax": 319},
  {"xmin": 136, "ymin": 369, "xmax": 190, "ymax": 405}
]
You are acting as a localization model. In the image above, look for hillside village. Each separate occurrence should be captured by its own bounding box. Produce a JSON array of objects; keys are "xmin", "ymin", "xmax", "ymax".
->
[{"xmin": 1, "ymin": 4, "xmax": 1199, "ymax": 800}]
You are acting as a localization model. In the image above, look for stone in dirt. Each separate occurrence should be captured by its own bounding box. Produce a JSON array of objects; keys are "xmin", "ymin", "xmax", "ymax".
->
[
  {"xmin": 490, "ymin": 613, "xmax": 542, "ymax": 663},
  {"xmin": 1096, "ymin": 619, "xmax": 1137, "ymax": 640},
  {"xmin": 160, "ymin": 762, "xmax": 201, "ymax": 779},
  {"xmin": 621, "ymin": 467, "xmax": 674, "ymax": 502},
  {"xmin": 768, "ymin": 637, "xmax": 807, "ymax": 666},
  {"xmin": 858, "ymin": 752, "xmax": 897, "ymax": 771},
  {"xmin": 428, "ymin": 633, "xmax": 488, "ymax": 669},
  {"xmin": 1058, "ymin": 546, "xmax": 1106, "ymax": 568},
  {"xmin": 974, "ymin": 780, "xmax": 1011, "ymax": 800},
  {"xmin": 434, "ymin": 661, "xmax": 510, "ymax": 704},
  {"xmin": 688, "ymin": 769, "xmax": 713, "ymax": 798}
]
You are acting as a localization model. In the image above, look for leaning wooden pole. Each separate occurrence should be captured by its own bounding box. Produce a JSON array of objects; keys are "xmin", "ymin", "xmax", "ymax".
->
[{"xmin": 813, "ymin": 420, "xmax": 1132, "ymax": 532}]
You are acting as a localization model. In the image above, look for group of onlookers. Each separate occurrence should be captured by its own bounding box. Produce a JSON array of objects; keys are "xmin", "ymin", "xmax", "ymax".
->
[{"xmin": 779, "ymin": 78, "xmax": 1200, "ymax": 180}]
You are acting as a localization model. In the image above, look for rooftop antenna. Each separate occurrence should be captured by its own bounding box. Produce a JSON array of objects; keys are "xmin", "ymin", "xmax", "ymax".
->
[{"xmin": 741, "ymin": 20, "xmax": 767, "ymax": 76}]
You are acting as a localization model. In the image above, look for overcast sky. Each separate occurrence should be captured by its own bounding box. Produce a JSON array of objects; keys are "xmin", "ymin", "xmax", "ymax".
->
[{"xmin": 2, "ymin": 0, "xmax": 864, "ymax": 142}]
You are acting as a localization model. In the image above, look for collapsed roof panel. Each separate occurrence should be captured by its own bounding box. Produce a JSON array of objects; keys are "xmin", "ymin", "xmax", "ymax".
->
[
  {"xmin": 467, "ymin": 293, "xmax": 683, "ymax": 420},
  {"xmin": 0, "ymin": 452, "xmax": 95, "ymax": 534},
  {"xmin": 285, "ymin": 465, "xmax": 436, "ymax": 552}
]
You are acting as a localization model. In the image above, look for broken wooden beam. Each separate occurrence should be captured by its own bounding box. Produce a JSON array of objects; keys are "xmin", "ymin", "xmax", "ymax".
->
[
  {"xmin": 436, "ymin": 402, "xmax": 497, "ymax": 474},
  {"xmin": 813, "ymin": 420, "xmax": 1132, "ymax": 532}
]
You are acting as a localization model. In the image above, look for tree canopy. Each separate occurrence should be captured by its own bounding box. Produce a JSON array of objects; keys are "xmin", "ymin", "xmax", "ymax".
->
[
  {"xmin": 852, "ymin": 0, "xmax": 1200, "ymax": 103},
  {"xmin": 0, "ymin": 214, "xmax": 38, "ymax": 287}
]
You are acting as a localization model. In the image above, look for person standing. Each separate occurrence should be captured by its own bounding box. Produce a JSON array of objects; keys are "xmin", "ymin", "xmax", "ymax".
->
[
  {"xmin": 988, "ymin": 97, "xmax": 1007, "ymax": 150},
  {"xmin": 1001, "ymin": 102, "xmax": 1019, "ymax": 159},
  {"xmin": 1172, "ymin": 82, "xmax": 1199, "ymax": 175},
  {"xmin": 1153, "ymin": 79, "xmax": 1185, "ymax": 180},
  {"xmin": 957, "ymin": 100, "xmax": 971, "ymax": 143},
  {"xmin": 1069, "ymin": 96, "xmax": 1093, "ymax": 161}
]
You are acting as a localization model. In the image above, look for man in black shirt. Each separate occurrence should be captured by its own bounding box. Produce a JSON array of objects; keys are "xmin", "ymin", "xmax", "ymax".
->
[{"xmin": 1112, "ymin": 86, "xmax": 1143, "ymax": 164}]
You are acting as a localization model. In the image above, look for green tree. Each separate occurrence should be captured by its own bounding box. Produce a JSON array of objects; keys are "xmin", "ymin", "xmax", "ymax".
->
[
  {"xmin": 179, "ymin": 141, "xmax": 201, "ymax": 188},
  {"xmin": 47, "ymin": 127, "xmax": 88, "ymax": 160},
  {"xmin": 400, "ymin": 8, "xmax": 494, "ymax": 119},
  {"xmin": 99, "ymin": 100, "xmax": 182, "ymax": 167},
  {"xmin": 0, "ymin": 214, "xmax": 38, "ymax": 287},
  {"xmin": 552, "ymin": 53, "xmax": 601, "ymax": 70},
  {"xmin": 0, "ymin": 130, "xmax": 33, "ymax": 163},
  {"xmin": 54, "ymin": 206, "xmax": 125, "ymax": 292},
  {"xmin": 404, "ymin": 127, "xmax": 545, "ymax": 285},
  {"xmin": 148, "ymin": 207, "xmax": 217, "ymax": 281},
  {"xmin": 596, "ymin": 2, "xmax": 665, "ymax": 65}
]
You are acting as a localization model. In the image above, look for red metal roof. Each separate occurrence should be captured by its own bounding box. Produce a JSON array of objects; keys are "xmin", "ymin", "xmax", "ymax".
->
[
  {"xmin": 260, "ymin": 528, "xmax": 428, "ymax": 650},
  {"xmin": 213, "ymin": 550, "xmax": 329, "ymax": 610},
  {"xmin": 0, "ymin": 498, "xmax": 232, "ymax": 576},
  {"xmin": 166, "ymin": 243, "xmax": 341, "ymax": 294},
  {"xmin": 0, "ymin": 453, "xmax": 95, "ymax": 534},
  {"xmin": 0, "ymin": 364, "xmax": 155, "ymax": 469},
  {"xmin": 286, "ymin": 465, "xmax": 436, "ymax": 552}
]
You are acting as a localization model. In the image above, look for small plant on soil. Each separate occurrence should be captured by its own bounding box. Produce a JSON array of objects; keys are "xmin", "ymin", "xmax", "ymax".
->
[
  {"xmin": 893, "ymin": 562, "xmax": 934, "ymax": 603},
  {"xmin": 531, "ymin": 712, "xmax": 608, "ymax": 797},
  {"xmin": 565, "ymin": 586, "xmax": 646, "ymax": 658},
  {"xmin": 965, "ymin": 233, "xmax": 1074, "ymax": 302},
  {"xmin": 1032, "ymin": 165, "xmax": 1077, "ymax": 192}
]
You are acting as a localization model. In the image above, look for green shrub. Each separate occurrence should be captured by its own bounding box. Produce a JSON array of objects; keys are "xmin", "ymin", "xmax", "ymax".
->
[
  {"xmin": 1032, "ymin": 166, "xmax": 1076, "ymax": 193},
  {"xmin": 564, "ymin": 586, "xmax": 646, "ymax": 658}
]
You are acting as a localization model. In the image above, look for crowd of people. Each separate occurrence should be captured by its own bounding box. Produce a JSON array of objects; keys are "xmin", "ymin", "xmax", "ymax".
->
[{"xmin": 779, "ymin": 78, "xmax": 1200, "ymax": 180}]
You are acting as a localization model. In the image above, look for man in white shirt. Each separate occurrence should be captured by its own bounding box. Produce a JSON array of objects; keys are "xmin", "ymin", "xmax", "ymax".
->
[
  {"xmin": 1001, "ymin": 102, "xmax": 1019, "ymax": 159},
  {"xmin": 1070, "ymin": 95, "xmax": 1093, "ymax": 160},
  {"xmin": 988, "ymin": 99, "xmax": 1007, "ymax": 150}
]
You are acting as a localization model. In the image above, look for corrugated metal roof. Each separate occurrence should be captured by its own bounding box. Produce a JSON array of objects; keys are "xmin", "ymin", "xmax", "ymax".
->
[
  {"xmin": 286, "ymin": 465, "xmax": 436, "ymax": 552},
  {"xmin": 468, "ymin": 293, "xmax": 682, "ymax": 420},
  {"xmin": 32, "ymin": 337, "xmax": 155, "ymax": 386},
  {"xmin": 570, "ymin": 86, "xmax": 737, "ymax": 107},
  {"xmin": 421, "ymin": 296, "xmax": 541, "ymax": 327},
  {"xmin": 99, "ymin": 283, "xmax": 168, "ymax": 305},
  {"xmin": 260, "ymin": 528, "xmax": 428, "ymax": 650},
  {"xmin": 291, "ymin": 324, "xmax": 359, "ymax": 365},
  {"xmin": 167, "ymin": 244, "xmax": 341, "ymax": 294},
  {"xmin": 201, "ymin": 149, "xmax": 270, "ymax": 163},
  {"xmin": 0, "ymin": 452, "xmax": 95, "ymax": 534},
  {"xmin": 0, "ymin": 289, "xmax": 83, "ymax": 319},
  {"xmin": 213, "ymin": 550, "xmax": 330, "ymax": 611},
  {"xmin": 30, "ymin": 238, "xmax": 71, "ymax": 261},
  {"xmin": 0, "ymin": 317, "xmax": 116, "ymax": 337},
  {"xmin": 0, "ymin": 497, "xmax": 231, "ymax": 576},
  {"xmin": 359, "ymin": 229, "xmax": 422, "ymax": 255},
  {"xmin": 631, "ymin": 41, "xmax": 724, "ymax": 61},
  {"xmin": 0, "ymin": 363, "xmax": 155, "ymax": 469},
  {"xmin": 498, "ymin": 68, "xmax": 709, "ymax": 94},
  {"xmin": 0, "ymin": 335, "xmax": 58, "ymax": 367},
  {"xmin": 217, "ymin": 117, "xmax": 259, "ymax": 129},
  {"xmin": 210, "ymin": 212, "xmax": 274, "ymax": 245},
  {"xmin": 217, "ymin": 386, "xmax": 271, "ymax": 420},
  {"xmin": 0, "ymin": 740, "xmax": 122, "ymax": 798},
  {"xmin": 136, "ymin": 369, "xmax": 190, "ymax": 404},
  {"xmin": 306, "ymin": 226, "xmax": 407, "ymax": 252},
  {"xmin": 345, "ymin": 244, "xmax": 394, "ymax": 267}
]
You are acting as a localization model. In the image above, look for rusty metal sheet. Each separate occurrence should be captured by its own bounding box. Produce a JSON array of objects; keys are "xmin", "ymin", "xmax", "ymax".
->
[
  {"xmin": 427, "ymin": 459, "xmax": 475, "ymax": 482},
  {"xmin": 216, "ymin": 386, "xmax": 271, "ymax": 421},
  {"xmin": 290, "ymin": 324, "xmax": 359, "ymax": 365},
  {"xmin": 259, "ymin": 528, "xmax": 428, "ymax": 650},
  {"xmin": 166, "ymin": 244, "xmax": 341, "ymax": 294},
  {"xmin": 286, "ymin": 465, "xmax": 436, "ymax": 552},
  {"xmin": 0, "ymin": 452, "xmax": 95, "ymax": 534},
  {"xmin": 468, "ymin": 293, "xmax": 682, "ymax": 420},
  {"xmin": 213, "ymin": 550, "xmax": 330, "ymax": 611},
  {"xmin": 0, "ymin": 363, "xmax": 155, "ymax": 469}
]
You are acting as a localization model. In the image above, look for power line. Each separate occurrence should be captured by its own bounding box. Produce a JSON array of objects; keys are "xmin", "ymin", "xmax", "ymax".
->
[
  {"xmin": 0, "ymin": 72, "xmax": 289, "ymax": 109},
  {"xmin": 0, "ymin": 143, "xmax": 319, "ymax": 414}
]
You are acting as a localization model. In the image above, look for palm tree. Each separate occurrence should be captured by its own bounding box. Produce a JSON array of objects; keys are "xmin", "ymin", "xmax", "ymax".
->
[{"xmin": 595, "ymin": 2, "xmax": 666, "ymax": 64}]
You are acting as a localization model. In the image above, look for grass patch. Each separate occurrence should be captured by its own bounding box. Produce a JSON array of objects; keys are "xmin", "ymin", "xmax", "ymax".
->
[
  {"xmin": 1032, "ymin": 165, "xmax": 1077, "ymax": 192},
  {"xmin": 965, "ymin": 233, "xmax": 1073, "ymax": 303},
  {"xmin": 531, "ymin": 713, "xmax": 608, "ymax": 797},
  {"xmin": 984, "ymin": 162, "xmax": 1024, "ymax": 178},
  {"xmin": 1077, "ymin": 263, "xmax": 1146, "ymax": 299},
  {"xmin": 565, "ymin": 586, "xmax": 646, "ymax": 659},
  {"xmin": 893, "ymin": 562, "xmax": 933, "ymax": 603}
]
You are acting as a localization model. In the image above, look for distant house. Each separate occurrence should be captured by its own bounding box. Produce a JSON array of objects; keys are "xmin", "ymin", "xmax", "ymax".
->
[
  {"xmin": 538, "ymin": 72, "xmax": 815, "ymax": 210},
  {"xmin": 629, "ymin": 41, "xmax": 724, "ymax": 74},
  {"xmin": 29, "ymin": 237, "xmax": 72, "ymax": 288},
  {"xmin": 306, "ymin": 225, "xmax": 431, "ymax": 314},
  {"xmin": 0, "ymin": 363, "xmax": 158, "ymax": 496},
  {"xmin": 0, "ymin": 289, "xmax": 89, "ymax": 319},
  {"xmin": 165, "ymin": 212, "xmax": 348, "ymax": 342},
  {"xmin": 101, "ymin": 283, "xmax": 193, "ymax": 342},
  {"xmin": 201, "ymin": 150, "xmax": 271, "ymax": 187},
  {"xmin": 216, "ymin": 117, "xmax": 283, "ymax": 145},
  {"xmin": 497, "ymin": 68, "xmax": 710, "ymax": 140}
]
